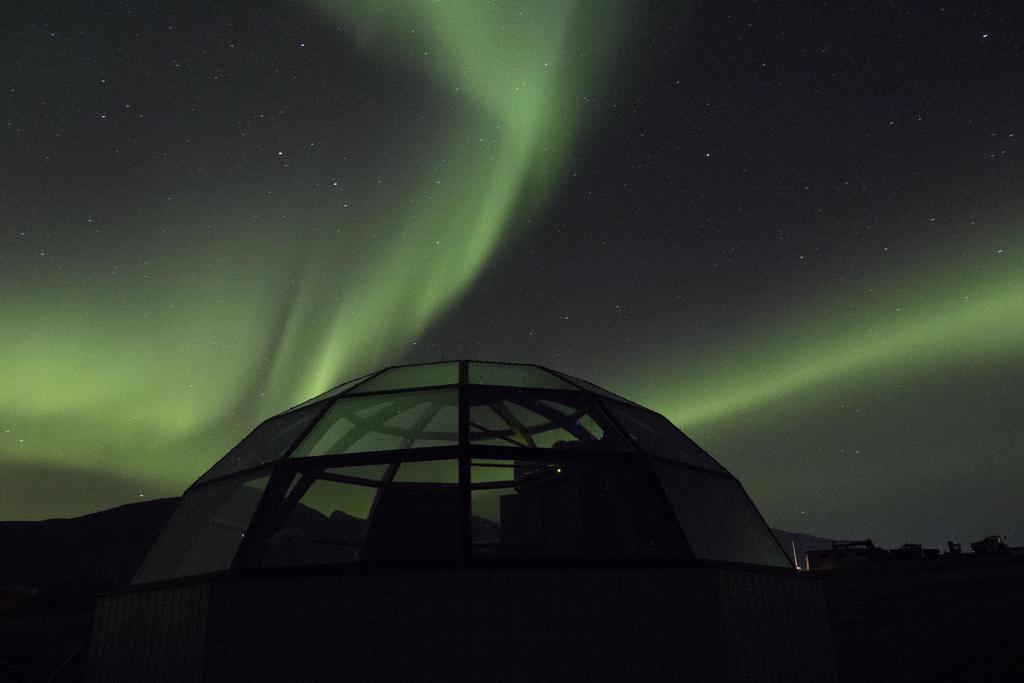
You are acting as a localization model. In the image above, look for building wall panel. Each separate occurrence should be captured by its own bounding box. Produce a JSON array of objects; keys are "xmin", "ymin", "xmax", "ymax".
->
[
  {"xmin": 88, "ymin": 582, "xmax": 209, "ymax": 682},
  {"xmin": 92, "ymin": 566, "xmax": 834, "ymax": 681}
]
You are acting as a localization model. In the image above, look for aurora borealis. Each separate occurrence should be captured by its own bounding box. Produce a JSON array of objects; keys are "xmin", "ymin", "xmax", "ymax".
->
[{"xmin": 2, "ymin": 1, "xmax": 1022, "ymax": 548}]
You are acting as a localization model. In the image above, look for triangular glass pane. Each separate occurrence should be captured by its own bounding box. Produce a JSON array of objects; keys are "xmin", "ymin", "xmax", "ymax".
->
[
  {"xmin": 651, "ymin": 462, "xmax": 790, "ymax": 567},
  {"xmin": 133, "ymin": 473, "xmax": 270, "ymax": 583},
  {"xmin": 197, "ymin": 403, "xmax": 323, "ymax": 483},
  {"xmin": 280, "ymin": 372, "xmax": 379, "ymax": 414},
  {"xmin": 466, "ymin": 388, "xmax": 633, "ymax": 451},
  {"xmin": 291, "ymin": 389, "xmax": 458, "ymax": 457},
  {"xmin": 547, "ymin": 369, "xmax": 641, "ymax": 406},
  {"xmin": 348, "ymin": 362, "xmax": 459, "ymax": 394},
  {"xmin": 468, "ymin": 362, "xmax": 576, "ymax": 390},
  {"xmin": 603, "ymin": 402, "xmax": 727, "ymax": 473}
]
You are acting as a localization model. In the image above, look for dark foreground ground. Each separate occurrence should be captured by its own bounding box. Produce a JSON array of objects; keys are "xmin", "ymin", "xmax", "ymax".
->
[
  {"xmin": 824, "ymin": 554, "xmax": 1024, "ymax": 681},
  {"xmin": 0, "ymin": 607, "xmax": 92, "ymax": 681},
  {"xmin": 0, "ymin": 499, "xmax": 176, "ymax": 681},
  {"xmin": 2, "ymin": 500, "xmax": 1022, "ymax": 680}
]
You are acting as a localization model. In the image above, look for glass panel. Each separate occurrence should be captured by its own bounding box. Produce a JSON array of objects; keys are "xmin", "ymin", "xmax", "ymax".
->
[
  {"xmin": 547, "ymin": 369, "xmax": 641, "ymax": 406},
  {"xmin": 291, "ymin": 389, "xmax": 458, "ymax": 457},
  {"xmin": 467, "ymin": 388, "xmax": 632, "ymax": 451},
  {"xmin": 468, "ymin": 362, "xmax": 576, "ymax": 390},
  {"xmin": 394, "ymin": 458, "xmax": 458, "ymax": 483},
  {"xmin": 260, "ymin": 459, "xmax": 460, "ymax": 566},
  {"xmin": 470, "ymin": 459, "xmax": 680, "ymax": 557},
  {"xmin": 133, "ymin": 474, "xmax": 269, "ymax": 583},
  {"xmin": 603, "ymin": 403, "xmax": 726, "ymax": 473},
  {"xmin": 261, "ymin": 466, "xmax": 384, "ymax": 567},
  {"xmin": 348, "ymin": 362, "xmax": 459, "ymax": 394},
  {"xmin": 198, "ymin": 404, "xmax": 323, "ymax": 482},
  {"xmin": 279, "ymin": 372, "xmax": 377, "ymax": 414},
  {"xmin": 652, "ymin": 461, "xmax": 790, "ymax": 568}
]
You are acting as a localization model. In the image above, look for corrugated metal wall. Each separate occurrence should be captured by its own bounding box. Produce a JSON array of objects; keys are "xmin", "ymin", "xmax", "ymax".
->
[
  {"xmin": 717, "ymin": 568, "xmax": 836, "ymax": 680},
  {"xmin": 89, "ymin": 567, "xmax": 835, "ymax": 681},
  {"xmin": 88, "ymin": 581, "xmax": 209, "ymax": 682},
  {"xmin": 202, "ymin": 568, "xmax": 731, "ymax": 681}
]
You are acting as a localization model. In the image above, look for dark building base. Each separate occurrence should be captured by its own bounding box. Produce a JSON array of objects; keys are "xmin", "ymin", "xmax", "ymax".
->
[{"xmin": 89, "ymin": 564, "xmax": 835, "ymax": 681}]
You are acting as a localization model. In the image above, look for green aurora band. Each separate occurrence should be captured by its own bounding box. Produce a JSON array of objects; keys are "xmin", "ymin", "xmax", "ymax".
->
[
  {"xmin": 0, "ymin": 2, "xmax": 1021, "ymax": 529},
  {"xmin": 635, "ymin": 243, "xmax": 1024, "ymax": 432},
  {"xmin": 263, "ymin": 0, "xmax": 624, "ymax": 407},
  {"xmin": 1, "ymin": 0, "xmax": 625, "ymax": 490}
]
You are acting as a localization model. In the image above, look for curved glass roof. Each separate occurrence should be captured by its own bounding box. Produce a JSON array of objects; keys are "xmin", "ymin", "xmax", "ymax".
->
[{"xmin": 135, "ymin": 360, "xmax": 790, "ymax": 584}]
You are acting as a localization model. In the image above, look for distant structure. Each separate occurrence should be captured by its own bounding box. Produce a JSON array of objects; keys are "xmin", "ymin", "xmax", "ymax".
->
[
  {"xmin": 971, "ymin": 535, "xmax": 1011, "ymax": 555},
  {"xmin": 808, "ymin": 539, "xmax": 946, "ymax": 570},
  {"xmin": 808, "ymin": 535, "xmax": 1019, "ymax": 571},
  {"xmin": 891, "ymin": 543, "xmax": 941, "ymax": 561},
  {"xmin": 89, "ymin": 360, "xmax": 835, "ymax": 681},
  {"xmin": 807, "ymin": 539, "xmax": 882, "ymax": 570}
]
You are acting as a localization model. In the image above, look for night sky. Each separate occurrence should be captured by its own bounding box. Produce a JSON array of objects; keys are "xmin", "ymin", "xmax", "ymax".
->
[{"xmin": 3, "ymin": 1, "xmax": 1022, "ymax": 548}]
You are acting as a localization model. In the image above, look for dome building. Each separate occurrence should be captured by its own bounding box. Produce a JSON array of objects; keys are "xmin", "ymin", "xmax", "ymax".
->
[{"xmin": 89, "ymin": 361, "xmax": 835, "ymax": 681}]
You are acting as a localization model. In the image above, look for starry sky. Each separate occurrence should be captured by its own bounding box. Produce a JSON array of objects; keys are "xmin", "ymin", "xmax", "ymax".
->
[{"xmin": 2, "ymin": 1, "xmax": 1022, "ymax": 548}]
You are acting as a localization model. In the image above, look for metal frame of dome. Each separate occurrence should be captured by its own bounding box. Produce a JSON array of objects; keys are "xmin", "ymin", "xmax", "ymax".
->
[{"xmin": 133, "ymin": 360, "xmax": 790, "ymax": 585}]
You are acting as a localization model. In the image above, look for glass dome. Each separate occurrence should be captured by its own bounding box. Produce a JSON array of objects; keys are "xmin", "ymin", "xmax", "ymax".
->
[{"xmin": 133, "ymin": 361, "xmax": 789, "ymax": 584}]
